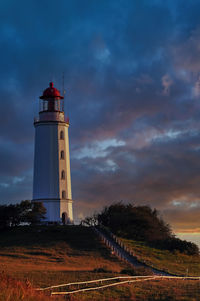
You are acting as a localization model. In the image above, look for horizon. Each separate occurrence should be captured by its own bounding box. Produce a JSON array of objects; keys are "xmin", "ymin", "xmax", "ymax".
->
[{"xmin": 176, "ymin": 233, "xmax": 200, "ymax": 249}]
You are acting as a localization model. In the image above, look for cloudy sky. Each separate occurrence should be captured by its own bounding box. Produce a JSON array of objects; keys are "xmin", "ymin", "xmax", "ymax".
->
[{"xmin": 1, "ymin": 0, "xmax": 200, "ymax": 235}]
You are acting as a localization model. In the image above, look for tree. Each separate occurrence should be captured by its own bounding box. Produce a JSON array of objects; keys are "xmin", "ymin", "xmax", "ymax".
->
[
  {"xmin": 25, "ymin": 202, "xmax": 46, "ymax": 225},
  {"xmin": 0, "ymin": 201, "xmax": 46, "ymax": 228},
  {"xmin": 0, "ymin": 205, "xmax": 11, "ymax": 229},
  {"xmin": 0, "ymin": 204, "xmax": 23, "ymax": 228},
  {"xmin": 81, "ymin": 214, "xmax": 98, "ymax": 226},
  {"xmin": 98, "ymin": 202, "xmax": 171, "ymax": 242}
]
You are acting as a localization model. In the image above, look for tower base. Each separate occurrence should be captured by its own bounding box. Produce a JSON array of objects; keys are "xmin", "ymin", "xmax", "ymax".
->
[{"xmin": 32, "ymin": 199, "xmax": 73, "ymax": 224}]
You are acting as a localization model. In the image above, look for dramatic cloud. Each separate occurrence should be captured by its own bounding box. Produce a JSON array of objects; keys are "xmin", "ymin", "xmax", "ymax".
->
[{"xmin": 1, "ymin": 0, "xmax": 200, "ymax": 233}]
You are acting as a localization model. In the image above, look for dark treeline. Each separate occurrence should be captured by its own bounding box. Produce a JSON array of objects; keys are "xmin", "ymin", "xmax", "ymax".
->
[
  {"xmin": 82, "ymin": 202, "xmax": 199, "ymax": 256},
  {"xmin": 0, "ymin": 200, "xmax": 46, "ymax": 229}
]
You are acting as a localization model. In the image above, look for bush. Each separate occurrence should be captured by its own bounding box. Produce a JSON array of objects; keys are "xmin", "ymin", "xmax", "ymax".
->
[
  {"xmin": 153, "ymin": 237, "xmax": 199, "ymax": 255},
  {"xmin": 120, "ymin": 268, "xmax": 136, "ymax": 276},
  {"xmin": 93, "ymin": 267, "xmax": 112, "ymax": 273},
  {"xmin": 120, "ymin": 267, "xmax": 154, "ymax": 276}
]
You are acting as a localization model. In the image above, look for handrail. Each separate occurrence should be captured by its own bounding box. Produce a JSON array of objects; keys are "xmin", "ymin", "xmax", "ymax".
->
[{"xmin": 94, "ymin": 227, "xmax": 176, "ymax": 276}]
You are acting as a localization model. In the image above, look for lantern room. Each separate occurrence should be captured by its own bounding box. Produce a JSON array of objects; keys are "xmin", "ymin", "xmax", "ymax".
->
[
  {"xmin": 35, "ymin": 82, "xmax": 68, "ymax": 124},
  {"xmin": 39, "ymin": 82, "xmax": 64, "ymax": 112}
]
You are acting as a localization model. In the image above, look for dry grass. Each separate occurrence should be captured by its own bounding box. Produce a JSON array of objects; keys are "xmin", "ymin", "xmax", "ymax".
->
[
  {"xmin": 0, "ymin": 226, "xmax": 199, "ymax": 300},
  {"xmin": 0, "ymin": 226, "xmax": 129, "ymax": 287},
  {"xmin": 1, "ymin": 273, "xmax": 199, "ymax": 301},
  {"xmin": 0, "ymin": 272, "xmax": 60, "ymax": 301},
  {"xmin": 64, "ymin": 279, "xmax": 200, "ymax": 301}
]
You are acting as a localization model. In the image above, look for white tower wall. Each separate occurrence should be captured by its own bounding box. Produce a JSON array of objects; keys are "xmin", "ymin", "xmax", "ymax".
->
[{"xmin": 33, "ymin": 110, "xmax": 73, "ymax": 223}]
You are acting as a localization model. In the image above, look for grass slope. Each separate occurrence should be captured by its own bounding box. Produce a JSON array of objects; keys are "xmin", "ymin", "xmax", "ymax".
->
[
  {"xmin": 0, "ymin": 226, "xmax": 129, "ymax": 288},
  {"xmin": 120, "ymin": 238, "xmax": 200, "ymax": 276},
  {"xmin": 0, "ymin": 226, "xmax": 199, "ymax": 301}
]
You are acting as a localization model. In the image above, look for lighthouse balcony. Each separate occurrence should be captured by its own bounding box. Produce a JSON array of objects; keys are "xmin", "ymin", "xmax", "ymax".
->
[{"xmin": 34, "ymin": 111, "xmax": 69, "ymax": 124}]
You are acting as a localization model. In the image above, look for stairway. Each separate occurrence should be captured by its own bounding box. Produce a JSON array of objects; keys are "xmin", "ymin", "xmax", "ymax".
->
[{"xmin": 94, "ymin": 227, "xmax": 174, "ymax": 276}]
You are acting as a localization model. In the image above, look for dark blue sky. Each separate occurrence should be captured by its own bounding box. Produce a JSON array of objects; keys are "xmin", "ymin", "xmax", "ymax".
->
[{"xmin": 1, "ymin": 0, "xmax": 200, "ymax": 232}]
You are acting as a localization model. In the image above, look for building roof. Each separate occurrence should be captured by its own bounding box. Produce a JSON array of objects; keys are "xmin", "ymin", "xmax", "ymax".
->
[{"xmin": 40, "ymin": 82, "xmax": 64, "ymax": 100}]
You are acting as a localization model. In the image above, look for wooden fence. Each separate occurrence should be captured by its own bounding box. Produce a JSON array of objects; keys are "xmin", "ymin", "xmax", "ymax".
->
[{"xmin": 37, "ymin": 275, "xmax": 200, "ymax": 296}]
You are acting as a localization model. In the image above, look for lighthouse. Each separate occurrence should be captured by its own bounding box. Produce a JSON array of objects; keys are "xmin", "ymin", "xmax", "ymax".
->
[{"xmin": 33, "ymin": 82, "xmax": 73, "ymax": 224}]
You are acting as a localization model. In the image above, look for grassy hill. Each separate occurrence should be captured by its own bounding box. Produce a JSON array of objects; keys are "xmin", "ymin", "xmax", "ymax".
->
[
  {"xmin": 0, "ymin": 225, "xmax": 199, "ymax": 301},
  {"xmin": 120, "ymin": 238, "xmax": 200, "ymax": 276},
  {"xmin": 0, "ymin": 226, "xmax": 130, "ymax": 288}
]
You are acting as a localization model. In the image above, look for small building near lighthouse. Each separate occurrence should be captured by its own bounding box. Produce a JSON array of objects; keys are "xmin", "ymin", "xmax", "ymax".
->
[{"xmin": 33, "ymin": 82, "xmax": 73, "ymax": 224}]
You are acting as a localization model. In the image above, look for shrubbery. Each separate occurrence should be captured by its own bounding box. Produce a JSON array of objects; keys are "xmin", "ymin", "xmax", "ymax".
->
[
  {"xmin": 0, "ymin": 200, "xmax": 46, "ymax": 229},
  {"xmin": 153, "ymin": 237, "xmax": 199, "ymax": 255}
]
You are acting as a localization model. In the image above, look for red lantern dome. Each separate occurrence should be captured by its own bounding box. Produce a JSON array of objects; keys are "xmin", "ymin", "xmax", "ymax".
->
[{"xmin": 40, "ymin": 82, "xmax": 64, "ymax": 100}]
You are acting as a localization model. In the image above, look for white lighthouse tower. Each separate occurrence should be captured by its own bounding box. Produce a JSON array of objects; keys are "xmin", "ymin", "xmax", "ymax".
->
[{"xmin": 33, "ymin": 82, "xmax": 73, "ymax": 224}]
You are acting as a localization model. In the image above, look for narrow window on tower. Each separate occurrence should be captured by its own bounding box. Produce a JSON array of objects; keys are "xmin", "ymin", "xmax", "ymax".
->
[
  {"xmin": 61, "ymin": 170, "xmax": 65, "ymax": 179},
  {"xmin": 61, "ymin": 150, "xmax": 65, "ymax": 159},
  {"xmin": 62, "ymin": 190, "xmax": 66, "ymax": 199},
  {"xmin": 60, "ymin": 131, "xmax": 64, "ymax": 140}
]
